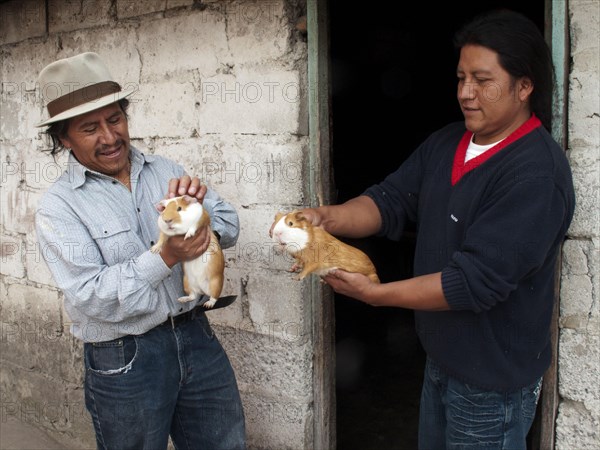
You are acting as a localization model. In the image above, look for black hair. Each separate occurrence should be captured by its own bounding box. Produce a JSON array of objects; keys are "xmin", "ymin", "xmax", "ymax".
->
[
  {"xmin": 453, "ymin": 9, "xmax": 554, "ymax": 130},
  {"xmin": 43, "ymin": 98, "xmax": 130, "ymax": 157}
]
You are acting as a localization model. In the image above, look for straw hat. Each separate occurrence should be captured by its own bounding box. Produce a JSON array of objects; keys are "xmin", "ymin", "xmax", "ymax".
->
[{"xmin": 36, "ymin": 52, "xmax": 135, "ymax": 127}]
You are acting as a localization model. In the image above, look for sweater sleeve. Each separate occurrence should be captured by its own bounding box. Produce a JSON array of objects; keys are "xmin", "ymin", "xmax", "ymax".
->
[
  {"xmin": 442, "ymin": 175, "xmax": 571, "ymax": 313},
  {"xmin": 363, "ymin": 139, "xmax": 428, "ymax": 241}
]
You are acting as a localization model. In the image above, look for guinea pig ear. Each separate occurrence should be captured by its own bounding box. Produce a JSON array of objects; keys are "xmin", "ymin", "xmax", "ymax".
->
[
  {"xmin": 182, "ymin": 195, "xmax": 198, "ymax": 204},
  {"xmin": 155, "ymin": 199, "xmax": 168, "ymax": 212},
  {"xmin": 294, "ymin": 211, "xmax": 306, "ymax": 222}
]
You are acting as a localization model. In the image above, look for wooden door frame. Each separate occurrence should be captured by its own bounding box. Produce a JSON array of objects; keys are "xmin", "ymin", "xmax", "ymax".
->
[
  {"xmin": 306, "ymin": 0, "xmax": 569, "ymax": 447},
  {"xmin": 307, "ymin": 0, "xmax": 336, "ymax": 449},
  {"xmin": 532, "ymin": 0, "xmax": 569, "ymax": 449}
]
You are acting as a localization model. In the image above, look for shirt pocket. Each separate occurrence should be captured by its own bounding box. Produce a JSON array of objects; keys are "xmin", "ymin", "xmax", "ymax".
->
[{"xmin": 87, "ymin": 217, "xmax": 141, "ymax": 265}]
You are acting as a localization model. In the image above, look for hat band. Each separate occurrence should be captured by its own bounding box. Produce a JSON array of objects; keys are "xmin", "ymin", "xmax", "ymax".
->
[{"xmin": 46, "ymin": 81, "xmax": 122, "ymax": 118}]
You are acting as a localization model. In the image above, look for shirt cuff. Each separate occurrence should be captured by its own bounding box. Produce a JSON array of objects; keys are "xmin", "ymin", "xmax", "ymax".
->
[{"xmin": 135, "ymin": 251, "xmax": 172, "ymax": 288}]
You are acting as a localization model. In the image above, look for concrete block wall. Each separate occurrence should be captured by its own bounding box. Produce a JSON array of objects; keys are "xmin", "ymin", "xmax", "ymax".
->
[
  {"xmin": 3, "ymin": 0, "xmax": 600, "ymax": 448},
  {"xmin": 1, "ymin": 0, "xmax": 311, "ymax": 448},
  {"xmin": 555, "ymin": 1, "xmax": 600, "ymax": 449}
]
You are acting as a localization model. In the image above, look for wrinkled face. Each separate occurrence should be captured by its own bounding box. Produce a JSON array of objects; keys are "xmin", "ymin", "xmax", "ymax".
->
[
  {"xmin": 457, "ymin": 44, "xmax": 533, "ymax": 144},
  {"xmin": 60, "ymin": 102, "xmax": 130, "ymax": 179}
]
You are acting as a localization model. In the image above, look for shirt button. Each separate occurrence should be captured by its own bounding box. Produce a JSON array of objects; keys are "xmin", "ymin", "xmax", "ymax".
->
[
  {"xmin": 137, "ymin": 208, "xmax": 141, "ymax": 212},
  {"xmin": 150, "ymin": 241, "xmax": 155, "ymax": 245}
]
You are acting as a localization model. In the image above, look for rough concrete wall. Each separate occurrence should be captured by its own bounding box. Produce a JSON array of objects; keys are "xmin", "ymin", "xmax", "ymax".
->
[
  {"xmin": 0, "ymin": 1, "xmax": 311, "ymax": 449},
  {"xmin": 556, "ymin": 1, "xmax": 600, "ymax": 449}
]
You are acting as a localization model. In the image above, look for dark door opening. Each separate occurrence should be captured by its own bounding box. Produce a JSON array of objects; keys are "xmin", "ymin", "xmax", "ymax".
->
[{"xmin": 329, "ymin": 2, "xmax": 545, "ymax": 448}]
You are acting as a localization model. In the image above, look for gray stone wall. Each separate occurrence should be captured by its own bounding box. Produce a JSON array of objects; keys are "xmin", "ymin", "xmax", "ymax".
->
[
  {"xmin": 1, "ymin": 0, "xmax": 311, "ymax": 448},
  {"xmin": 2, "ymin": 0, "xmax": 599, "ymax": 448},
  {"xmin": 556, "ymin": 1, "xmax": 600, "ymax": 449}
]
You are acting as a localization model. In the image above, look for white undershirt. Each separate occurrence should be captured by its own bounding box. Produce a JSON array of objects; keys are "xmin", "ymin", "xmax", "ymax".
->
[{"xmin": 465, "ymin": 135, "xmax": 504, "ymax": 162}]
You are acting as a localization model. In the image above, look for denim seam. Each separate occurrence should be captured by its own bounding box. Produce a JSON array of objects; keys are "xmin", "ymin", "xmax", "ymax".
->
[
  {"xmin": 86, "ymin": 375, "xmax": 108, "ymax": 450},
  {"xmin": 173, "ymin": 406, "xmax": 193, "ymax": 450}
]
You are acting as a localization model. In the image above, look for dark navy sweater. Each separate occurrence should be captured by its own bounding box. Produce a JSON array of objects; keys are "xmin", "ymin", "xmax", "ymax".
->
[{"xmin": 364, "ymin": 116, "xmax": 575, "ymax": 391}]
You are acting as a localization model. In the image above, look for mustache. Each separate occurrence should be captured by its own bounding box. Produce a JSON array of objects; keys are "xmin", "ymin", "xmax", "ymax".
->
[{"xmin": 97, "ymin": 140, "xmax": 126, "ymax": 154}]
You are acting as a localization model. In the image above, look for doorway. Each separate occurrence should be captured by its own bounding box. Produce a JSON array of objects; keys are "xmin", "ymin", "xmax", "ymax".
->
[{"xmin": 328, "ymin": 1, "xmax": 546, "ymax": 448}]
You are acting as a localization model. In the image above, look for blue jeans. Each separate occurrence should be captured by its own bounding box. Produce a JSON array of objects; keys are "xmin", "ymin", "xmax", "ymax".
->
[
  {"xmin": 83, "ymin": 312, "xmax": 246, "ymax": 450},
  {"xmin": 419, "ymin": 357, "xmax": 542, "ymax": 450}
]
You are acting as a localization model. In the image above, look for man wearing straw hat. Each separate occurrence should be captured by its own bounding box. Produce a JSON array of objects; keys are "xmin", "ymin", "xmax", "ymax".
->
[{"xmin": 34, "ymin": 52, "xmax": 246, "ymax": 449}]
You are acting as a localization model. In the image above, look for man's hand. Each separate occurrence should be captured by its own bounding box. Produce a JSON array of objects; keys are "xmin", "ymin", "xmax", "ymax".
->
[
  {"xmin": 159, "ymin": 225, "xmax": 211, "ymax": 268},
  {"xmin": 168, "ymin": 175, "xmax": 207, "ymax": 202},
  {"xmin": 269, "ymin": 207, "xmax": 324, "ymax": 238},
  {"xmin": 322, "ymin": 269, "xmax": 379, "ymax": 304}
]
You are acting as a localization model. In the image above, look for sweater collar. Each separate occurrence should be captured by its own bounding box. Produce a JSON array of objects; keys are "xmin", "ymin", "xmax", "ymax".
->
[{"xmin": 451, "ymin": 114, "xmax": 542, "ymax": 186}]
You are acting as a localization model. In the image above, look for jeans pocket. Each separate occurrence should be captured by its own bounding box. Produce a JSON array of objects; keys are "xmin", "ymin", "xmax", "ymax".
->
[
  {"xmin": 85, "ymin": 336, "xmax": 138, "ymax": 376},
  {"xmin": 195, "ymin": 313, "xmax": 215, "ymax": 340},
  {"xmin": 521, "ymin": 377, "xmax": 543, "ymax": 424}
]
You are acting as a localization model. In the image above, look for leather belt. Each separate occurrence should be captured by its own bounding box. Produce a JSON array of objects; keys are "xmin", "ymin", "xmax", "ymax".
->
[{"xmin": 162, "ymin": 304, "xmax": 204, "ymax": 329}]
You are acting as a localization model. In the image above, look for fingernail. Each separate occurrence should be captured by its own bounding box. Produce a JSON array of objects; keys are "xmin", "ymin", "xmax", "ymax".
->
[
  {"xmin": 189, "ymin": 187, "xmax": 196, "ymax": 194},
  {"xmin": 178, "ymin": 187, "xmax": 185, "ymax": 194}
]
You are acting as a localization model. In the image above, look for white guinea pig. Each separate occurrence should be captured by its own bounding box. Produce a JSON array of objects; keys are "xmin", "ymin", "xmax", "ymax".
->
[
  {"xmin": 150, "ymin": 195, "xmax": 224, "ymax": 308},
  {"xmin": 270, "ymin": 210, "xmax": 380, "ymax": 283}
]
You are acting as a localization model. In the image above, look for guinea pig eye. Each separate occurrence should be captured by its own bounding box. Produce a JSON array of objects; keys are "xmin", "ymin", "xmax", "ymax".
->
[
  {"xmin": 288, "ymin": 221, "xmax": 293, "ymax": 226},
  {"xmin": 177, "ymin": 206, "xmax": 182, "ymax": 211}
]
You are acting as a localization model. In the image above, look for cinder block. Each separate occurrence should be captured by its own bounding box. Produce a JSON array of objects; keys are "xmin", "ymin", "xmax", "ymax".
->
[
  {"xmin": 216, "ymin": 322, "xmax": 313, "ymax": 398},
  {"xmin": 0, "ymin": 143, "xmax": 47, "ymax": 235},
  {"xmin": 246, "ymin": 270, "xmax": 308, "ymax": 333},
  {"xmin": 569, "ymin": 1, "xmax": 600, "ymax": 59},
  {"xmin": 568, "ymin": 71, "xmax": 600, "ymax": 148},
  {"xmin": 153, "ymin": 135, "xmax": 307, "ymax": 206},
  {"xmin": 556, "ymin": 399, "xmax": 600, "ymax": 450},
  {"xmin": 1, "ymin": 283, "xmax": 63, "ymax": 373},
  {"xmin": 241, "ymin": 391, "xmax": 312, "ymax": 449},
  {"xmin": 0, "ymin": 363, "xmax": 95, "ymax": 449},
  {"xmin": 117, "ymin": 0, "xmax": 165, "ymax": 19},
  {"xmin": 558, "ymin": 329, "xmax": 600, "ymax": 409},
  {"xmin": 225, "ymin": 0, "xmax": 290, "ymax": 64},
  {"xmin": 25, "ymin": 225, "xmax": 58, "ymax": 288},
  {"xmin": 135, "ymin": 11, "xmax": 227, "ymax": 81},
  {"xmin": 52, "ymin": 29, "xmax": 142, "ymax": 105},
  {"xmin": 0, "ymin": 234, "xmax": 26, "ymax": 278},
  {"xmin": 48, "ymin": 0, "xmax": 112, "ymax": 33},
  {"xmin": 0, "ymin": 0, "xmax": 46, "ymax": 45},
  {"xmin": 199, "ymin": 69, "xmax": 302, "ymax": 134},
  {"xmin": 566, "ymin": 156, "xmax": 600, "ymax": 238},
  {"xmin": 166, "ymin": 0, "xmax": 194, "ymax": 8},
  {"xmin": 128, "ymin": 81, "xmax": 198, "ymax": 139}
]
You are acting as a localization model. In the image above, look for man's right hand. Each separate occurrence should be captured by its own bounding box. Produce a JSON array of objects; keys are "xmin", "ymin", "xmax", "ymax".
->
[{"xmin": 159, "ymin": 224, "xmax": 211, "ymax": 268}]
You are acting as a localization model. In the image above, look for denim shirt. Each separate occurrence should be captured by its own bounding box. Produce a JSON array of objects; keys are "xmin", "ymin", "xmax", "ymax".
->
[{"xmin": 35, "ymin": 146, "xmax": 240, "ymax": 342}]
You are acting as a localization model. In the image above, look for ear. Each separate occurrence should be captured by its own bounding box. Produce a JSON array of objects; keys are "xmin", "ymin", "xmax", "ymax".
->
[
  {"xmin": 274, "ymin": 212, "xmax": 285, "ymax": 222},
  {"xmin": 59, "ymin": 135, "xmax": 72, "ymax": 150},
  {"xmin": 155, "ymin": 199, "xmax": 168, "ymax": 212},
  {"xmin": 517, "ymin": 77, "xmax": 534, "ymax": 103},
  {"xmin": 182, "ymin": 195, "xmax": 198, "ymax": 204},
  {"xmin": 294, "ymin": 211, "xmax": 306, "ymax": 222}
]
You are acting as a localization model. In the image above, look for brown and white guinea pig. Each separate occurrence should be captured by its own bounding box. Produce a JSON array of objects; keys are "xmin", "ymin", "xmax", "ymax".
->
[
  {"xmin": 150, "ymin": 195, "xmax": 225, "ymax": 308},
  {"xmin": 270, "ymin": 210, "xmax": 380, "ymax": 283}
]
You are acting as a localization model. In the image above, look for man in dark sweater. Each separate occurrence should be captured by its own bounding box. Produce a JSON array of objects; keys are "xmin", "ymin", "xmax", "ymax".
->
[{"xmin": 299, "ymin": 10, "xmax": 575, "ymax": 449}]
